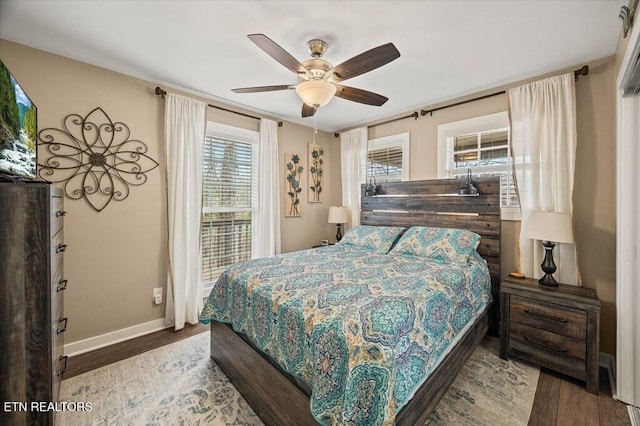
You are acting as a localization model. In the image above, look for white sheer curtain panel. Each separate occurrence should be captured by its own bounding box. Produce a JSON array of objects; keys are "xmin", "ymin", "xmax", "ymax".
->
[
  {"xmin": 164, "ymin": 93, "xmax": 207, "ymax": 330},
  {"xmin": 340, "ymin": 127, "xmax": 368, "ymax": 229},
  {"xmin": 509, "ymin": 73, "xmax": 579, "ymax": 285},
  {"xmin": 255, "ymin": 118, "xmax": 281, "ymax": 257}
]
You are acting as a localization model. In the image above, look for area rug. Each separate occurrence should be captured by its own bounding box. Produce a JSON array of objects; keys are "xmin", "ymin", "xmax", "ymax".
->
[{"xmin": 57, "ymin": 332, "xmax": 538, "ymax": 425}]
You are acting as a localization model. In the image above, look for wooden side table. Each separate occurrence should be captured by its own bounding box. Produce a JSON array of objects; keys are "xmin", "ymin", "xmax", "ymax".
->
[{"xmin": 500, "ymin": 276, "xmax": 601, "ymax": 394}]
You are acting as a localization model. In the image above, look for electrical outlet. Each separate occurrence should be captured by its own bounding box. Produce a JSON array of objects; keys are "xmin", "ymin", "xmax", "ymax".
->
[{"xmin": 153, "ymin": 287, "xmax": 162, "ymax": 305}]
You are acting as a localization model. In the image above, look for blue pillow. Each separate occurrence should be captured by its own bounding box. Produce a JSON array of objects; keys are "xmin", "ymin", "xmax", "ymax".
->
[
  {"xmin": 337, "ymin": 225, "xmax": 406, "ymax": 253},
  {"xmin": 388, "ymin": 226, "xmax": 481, "ymax": 263}
]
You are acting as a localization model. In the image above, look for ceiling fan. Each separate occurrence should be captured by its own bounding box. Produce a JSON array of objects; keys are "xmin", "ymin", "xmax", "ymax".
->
[{"xmin": 232, "ymin": 34, "xmax": 401, "ymax": 118}]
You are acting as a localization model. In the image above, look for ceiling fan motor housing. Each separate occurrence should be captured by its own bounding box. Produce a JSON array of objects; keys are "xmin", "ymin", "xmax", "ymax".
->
[{"xmin": 300, "ymin": 58, "xmax": 332, "ymax": 81}]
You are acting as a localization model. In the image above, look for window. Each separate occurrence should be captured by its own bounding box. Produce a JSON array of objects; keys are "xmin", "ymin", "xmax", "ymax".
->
[
  {"xmin": 202, "ymin": 123, "xmax": 259, "ymax": 289},
  {"xmin": 366, "ymin": 132, "xmax": 410, "ymax": 183},
  {"xmin": 437, "ymin": 112, "xmax": 519, "ymax": 220}
]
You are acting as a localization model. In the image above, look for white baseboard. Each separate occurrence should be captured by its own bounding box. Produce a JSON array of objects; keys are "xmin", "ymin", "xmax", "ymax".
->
[
  {"xmin": 64, "ymin": 318, "xmax": 173, "ymax": 357},
  {"xmin": 600, "ymin": 352, "xmax": 616, "ymax": 399}
]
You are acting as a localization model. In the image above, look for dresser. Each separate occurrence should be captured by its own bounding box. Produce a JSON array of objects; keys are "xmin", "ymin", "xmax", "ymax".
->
[
  {"xmin": 499, "ymin": 277, "xmax": 600, "ymax": 394},
  {"xmin": 0, "ymin": 182, "xmax": 68, "ymax": 425}
]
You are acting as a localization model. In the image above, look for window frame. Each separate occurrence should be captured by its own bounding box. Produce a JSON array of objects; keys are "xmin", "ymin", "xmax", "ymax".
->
[
  {"xmin": 202, "ymin": 122, "xmax": 259, "ymax": 296},
  {"xmin": 437, "ymin": 112, "xmax": 520, "ymax": 220},
  {"xmin": 366, "ymin": 132, "xmax": 410, "ymax": 183}
]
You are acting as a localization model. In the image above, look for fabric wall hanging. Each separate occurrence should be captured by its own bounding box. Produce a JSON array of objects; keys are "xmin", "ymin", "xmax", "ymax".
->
[
  {"xmin": 284, "ymin": 152, "xmax": 303, "ymax": 217},
  {"xmin": 308, "ymin": 143, "xmax": 324, "ymax": 203},
  {"xmin": 38, "ymin": 107, "xmax": 159, "ymax": 212}
]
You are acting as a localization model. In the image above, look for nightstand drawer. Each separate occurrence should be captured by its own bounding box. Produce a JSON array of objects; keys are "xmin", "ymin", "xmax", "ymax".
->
[
  {"xmin": 510, "ymin": 321, "xmax": 586, "ymax": 361},
  {"xmin": 510, "ymin": 294, "xmax": 586, "ymax": 340}
]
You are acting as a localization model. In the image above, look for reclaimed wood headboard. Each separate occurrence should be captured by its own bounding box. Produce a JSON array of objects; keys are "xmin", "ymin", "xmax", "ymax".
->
[{"xmin": 360, "ymin": 177, "xmax": 502, "ymax": 328}]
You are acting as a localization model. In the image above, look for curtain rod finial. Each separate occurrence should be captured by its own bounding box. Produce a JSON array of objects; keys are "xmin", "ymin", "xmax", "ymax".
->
[
  {"xmin": 155, "ymin": 87, "xmax": 167, "ymax": 98},
  {"xmin": 574, "ymin": 65, "xmax": 589, "ymax": 81}
]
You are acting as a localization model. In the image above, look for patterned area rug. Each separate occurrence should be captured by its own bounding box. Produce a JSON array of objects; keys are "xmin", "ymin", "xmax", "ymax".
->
[{"xmin": 58, "ymin": 332, "xmax": 538, "ymax": 425}]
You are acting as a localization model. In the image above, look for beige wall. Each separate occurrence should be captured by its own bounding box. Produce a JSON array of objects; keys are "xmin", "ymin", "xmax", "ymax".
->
[
  {"xmin": 0, "ymin": 39, "xmax": 341, "ymax": 343},
  {"xmin": 339, "ymin": 56, "xmax": 618, "ymax": 354}
]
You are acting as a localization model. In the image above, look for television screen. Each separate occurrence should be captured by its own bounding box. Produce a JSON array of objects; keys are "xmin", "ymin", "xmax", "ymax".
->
[{"xmin": 0, "ymin": 60, "xmax": 37, "ymax": 179}]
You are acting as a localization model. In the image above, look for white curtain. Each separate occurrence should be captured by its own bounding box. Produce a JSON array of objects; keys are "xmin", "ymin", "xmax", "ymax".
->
[
  {"xmin": 340, "ymin": 127, "xmax": 368, "ymax": 228},
  {"xmin": 164, "ymin": 93, "xmax": 206, "ymax": 330},
  {"xmin": 255, "ymin": 119, "xmax": 281, "ymax": 257},
  {"xmin": 509, "ymin": 73, "xmax": 579, "ymax": 285}
]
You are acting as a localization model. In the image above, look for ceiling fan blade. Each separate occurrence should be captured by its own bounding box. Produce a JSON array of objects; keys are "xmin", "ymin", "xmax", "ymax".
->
[
  {"xmin": 331, "ymin": 43, "xmax": 400, "ymax": 82},
  {"xmin": 248, "ymin": 34, "xmax": 308, "ymax": 76},
  {"xmin": 232, "ymin": 85, "xmax": 293, "ymax": 93},
  {"xmin": 302, "ymin": 103, "xmax": 316, "ymax": 117},
  {"xmin": 335, "ymin": 86, "xmax": 389, "ymax": 106}
]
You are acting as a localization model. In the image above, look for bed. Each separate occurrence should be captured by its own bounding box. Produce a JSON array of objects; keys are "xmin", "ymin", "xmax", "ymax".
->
[{"xmin": 200, "ymin": 177, "xmax": 501, "ymax": 425}]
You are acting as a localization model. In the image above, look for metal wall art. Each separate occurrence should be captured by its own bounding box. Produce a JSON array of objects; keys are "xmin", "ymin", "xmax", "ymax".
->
[
  {"xmin": 38, "ymin": 107, "xmax": 159, "ymax": 212},
  {"xmin": 284, "ymin": 152, "xmax": 303, "ymax": 217},
  {"xmin": 308, "ymin": 143, "xmax": 324, "ymax": 203}
]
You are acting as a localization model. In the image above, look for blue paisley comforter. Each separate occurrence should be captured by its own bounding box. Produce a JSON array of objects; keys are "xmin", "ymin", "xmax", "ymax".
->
[{"xmin": 200, "ymin": 245, "xmax": 491, "ymax": 426}]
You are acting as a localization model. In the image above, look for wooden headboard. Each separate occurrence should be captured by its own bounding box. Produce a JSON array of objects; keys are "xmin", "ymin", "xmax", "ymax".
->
[{"xmin": 360, "ymin": 177, "xmax": 502, "ymax": 329}]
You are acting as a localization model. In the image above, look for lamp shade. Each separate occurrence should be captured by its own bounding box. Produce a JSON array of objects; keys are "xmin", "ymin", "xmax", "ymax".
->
[
  {"xmin": 295, "ymin": 80, "xmax": 336, "ymax": 108},
  {"xmin": 521, "ymin": 211, "xmax": 574, "ymax": 244},
  {"xmin": 328, "ymin": 206, "xmax": 349, "ymax": 224}
]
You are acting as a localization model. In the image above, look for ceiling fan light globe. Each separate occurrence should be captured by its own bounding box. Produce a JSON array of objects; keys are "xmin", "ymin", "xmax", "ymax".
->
[{"xmin": 295, "ymin": 80, "xmax": 336, "ymax": 108}]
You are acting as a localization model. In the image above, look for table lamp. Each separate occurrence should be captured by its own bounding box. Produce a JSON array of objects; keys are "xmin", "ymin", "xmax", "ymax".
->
[
  {"xmin": 328, "ymin": 206, "xmax": 349, "ymax": 242},
  {"xmin": 521, "ymin": 211, "xmax": 574, "ymax": 286}
]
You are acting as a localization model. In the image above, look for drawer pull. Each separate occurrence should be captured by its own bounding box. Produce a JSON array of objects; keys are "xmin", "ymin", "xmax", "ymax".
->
[
  {"xmin": 57, "ymin": 355, "xmax": 68, "ymax": 377},
  {"xmin": 524, "ymin": 309, "xmax": 569, "ymax": 323},
  {"xmin": 56, "ymin": 317, "xmax": 68, "ymax": 334},
  {"xmin": 55, "ymin": 210, "xmax": 67, "ymax": 217},
  {"xmin": 523, "ymin": 335, "xmax": 568, "ymax": 353},
  {"xmin": 56, "ymin": 279, "xmax": 68, "ymax": 292},
  {"xmin": 56, "ymin": 244, "xmax": 67, "ymax": 253}
]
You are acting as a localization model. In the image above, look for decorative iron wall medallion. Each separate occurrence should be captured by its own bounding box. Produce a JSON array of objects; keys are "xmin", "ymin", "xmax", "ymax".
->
[{"xmin": 38, "ymin": 107, "xmax": 159, "ymax": 212}]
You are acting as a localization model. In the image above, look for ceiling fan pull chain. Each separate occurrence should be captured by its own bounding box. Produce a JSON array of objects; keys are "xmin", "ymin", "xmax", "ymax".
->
[{"xmin": 313, "ymin": 114, "xmax": 318, "ymax": 144}]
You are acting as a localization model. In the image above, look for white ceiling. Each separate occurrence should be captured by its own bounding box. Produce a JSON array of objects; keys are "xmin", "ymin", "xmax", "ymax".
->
[{"xmin": 0, "ymin": 0, "xmax": 625, "ymax": 132}]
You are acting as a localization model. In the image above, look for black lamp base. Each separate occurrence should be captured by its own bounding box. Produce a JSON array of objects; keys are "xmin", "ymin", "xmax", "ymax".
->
[
  {"xmin": 538, "ymin": 273, "xmax": 558, "ymax": 286},
  {"xmin": 336, "ymin": 224, "xmax": 343, "ymax": 242},
  {"xmin": 538, "ymin": 241, "xmax": 559, "ymax": 287}
]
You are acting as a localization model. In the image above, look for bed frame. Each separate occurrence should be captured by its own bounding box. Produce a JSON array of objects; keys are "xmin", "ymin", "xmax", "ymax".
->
[{"xmin": 209, "ymin": 177, "xmax": 501, "ymax": 425}]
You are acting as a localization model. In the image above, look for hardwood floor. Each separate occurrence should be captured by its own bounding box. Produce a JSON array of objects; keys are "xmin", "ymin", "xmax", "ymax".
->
[
  {"xmin": 529, "ymin": 367, "xmax": 630, "ymax": 426},
  {"xmin": 63, "ymin": 326, "xmax": 630, "ymax": 425},
  {"xmin": 63, "ymin": 322, "xmax": 209, "ymax": 378}
]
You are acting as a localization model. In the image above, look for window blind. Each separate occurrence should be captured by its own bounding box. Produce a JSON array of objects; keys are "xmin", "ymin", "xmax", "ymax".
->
[
  {"xmin": 202, "ymin": 136, "xmax": 256, "ymax": 284},
  {"xmin": 450, "ymin": 128, "xmax": 517, "ymax": 208},
  {"xmin": 367, "ymin": 146, "xmax": 404, "ymax": 182}
]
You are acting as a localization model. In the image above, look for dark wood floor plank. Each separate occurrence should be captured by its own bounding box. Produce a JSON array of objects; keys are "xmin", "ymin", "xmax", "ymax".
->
[
  {"xmin": 598, "ymin": 396, "xmax": 631, "ymax": 426},
  {"xmin": 557, "ymin": 379, "xmax": 600, "ymax": 426},
  {"xmin": 528, "ymin": 370, "xmax": 560, "ymax": 426},
  {"xmin": 64, "ymin": 322, "xmax": 208, "ymax": 378}
]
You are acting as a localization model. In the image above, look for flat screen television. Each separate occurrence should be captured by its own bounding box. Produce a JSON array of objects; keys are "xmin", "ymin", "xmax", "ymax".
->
[{"xmin": 0, "ymin": 60, "xmax": 37, "ymax": 180}]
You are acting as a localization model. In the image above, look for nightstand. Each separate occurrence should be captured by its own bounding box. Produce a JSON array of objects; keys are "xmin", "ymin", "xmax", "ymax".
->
[{"xmin": 500, "ymin": 276, "xmax": 601, "ymax": 394}]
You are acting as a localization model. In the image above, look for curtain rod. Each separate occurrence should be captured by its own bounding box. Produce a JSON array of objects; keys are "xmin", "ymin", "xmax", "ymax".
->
[
  {"xmin": 333, "ymin": 65, "xmax": 589, "ymax": 136},
  {"xmin": 333, "ymin": 111, "xmax": 419, "ymax": 137},
  {"xmin": 420, "ymin": 65, "xmax": 589, "ymax": 117},
  {"xmin": 154, "ymin": 87, "xmax": 283, "ymax": 127}
]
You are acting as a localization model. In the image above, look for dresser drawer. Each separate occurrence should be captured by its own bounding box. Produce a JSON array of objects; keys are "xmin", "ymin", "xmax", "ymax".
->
[
  {"xmin": 51, "ymin": 229, "xmax": 66, "ymax": 261},
  {"xmin": 50, "ymin": 195, "xmax": 65, "ymax": 238},
  {"xmin": 510, "ymin": 294, "xmax": 587, "ymax": 340}
]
